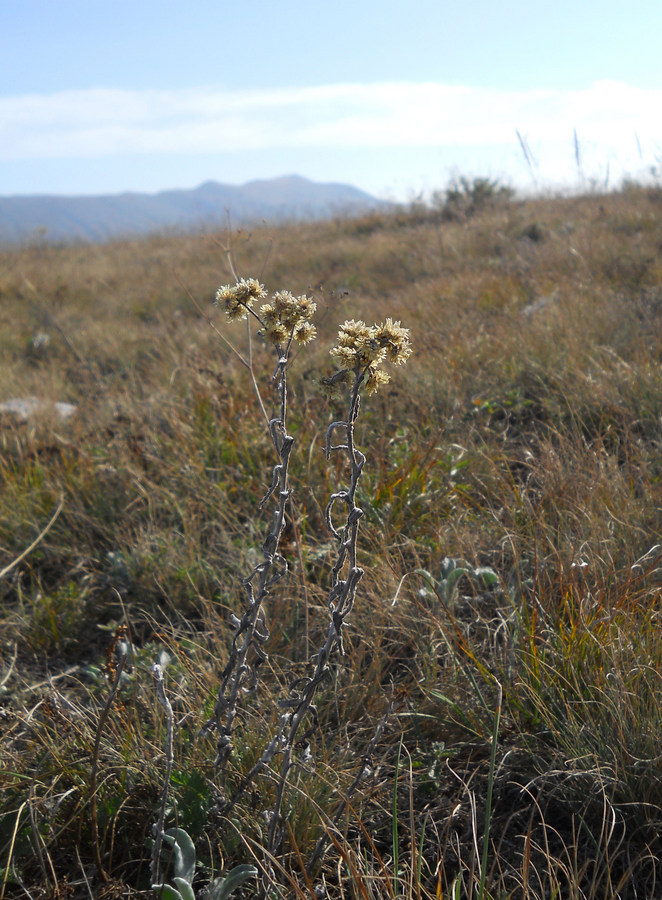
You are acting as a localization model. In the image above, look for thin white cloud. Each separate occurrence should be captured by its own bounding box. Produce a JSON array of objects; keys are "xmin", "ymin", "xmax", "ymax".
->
[{"xmin": 1, "ymin": 80, "xmax": 660, "ymax": 163}]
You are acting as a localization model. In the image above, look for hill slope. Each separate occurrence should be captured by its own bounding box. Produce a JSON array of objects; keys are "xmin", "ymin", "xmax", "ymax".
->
[
  {"xmin": 2, "ymin": 188, "xmax": 661, "ymax": 898},
  {"xmin": 0, "ymin": 174, "xmax": 387, "ymax": 244}
]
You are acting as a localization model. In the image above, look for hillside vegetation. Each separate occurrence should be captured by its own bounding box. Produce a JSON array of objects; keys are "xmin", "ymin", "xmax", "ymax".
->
[{"xmin": 1, "ymin": 185, "xmax": 661, "ymax": 899}]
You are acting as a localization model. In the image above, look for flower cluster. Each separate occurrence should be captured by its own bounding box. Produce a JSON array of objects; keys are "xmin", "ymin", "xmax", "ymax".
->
[
  {"xmin": 215, "ymin": 277, "xmax": 268, "ymax": 321},
  {"xmin": 215, "ymin": 280, "xmax": 411, "ymax": 395},
  {"xmin": 216, "ymin": 279, "xmax": 317, "ymax": 346},
  {"xmin": 328, "ymin": 318, "xmax": 412, "ymax": 394},
  {"xmin": 259, "ymin": 290, "xmax": 317, "ymax": 346}
]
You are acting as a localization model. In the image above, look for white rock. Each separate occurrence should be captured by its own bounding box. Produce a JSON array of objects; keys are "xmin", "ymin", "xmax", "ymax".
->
[{"xmin": 0, "ymin": 397, "xmax": 77, "ymax": 421}]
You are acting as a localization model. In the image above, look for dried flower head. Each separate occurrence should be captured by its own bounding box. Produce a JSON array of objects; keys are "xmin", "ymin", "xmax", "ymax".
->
[
  {"xmin": 259, "ymin": 303, "xmax": 278, "ymax": 325},
  {"xmin": 328, "ymin": 317, "xmax": 411, "ymax": 394},
  {"xmin": 215, "ymin": 277, "xmax": 267, "ymax": 321},
  {"xmin": 263, "ymin": 322, "xmax": 289, "ymax": 345},
  {"xmin": 235, "ymin": 278, "xmax": 267, "ymax": 303},
  {"xmin": 336, "ymin": 319, "xmax": 374, "ymax": 348},
  {"xmin": 329, "ymin": 319, "xmax": 385, "ymax": 368},
  {"xmin": 328, "ymin": 345, "xmax": 357, "ymax": 368},
  {"xmin": 295, "ymin": 294, "xmax": 317, "ymax": 320},
  {"xmin": 293, "ymin": 321, "xmax": 317, "ymax": 345},
  {"xmin": 257, "ymin": 290, "xmax": 318, "ymax": 346},
  {"xmin": 271, "ymin": 291, "xmax": 300, "ymax": 328},
  {"xmin": 374, "ymin": 318, "xmax": 412, "ymax": 365},
  {"xmin": 317, "ymin": 371, "xmax": 354, "ymax": 401},
  {"xmin": 365, "ymin": 367, "xmax": 391, "ymax": 395}
]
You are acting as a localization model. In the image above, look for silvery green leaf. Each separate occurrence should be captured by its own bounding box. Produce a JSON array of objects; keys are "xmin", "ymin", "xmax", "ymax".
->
[
  {"xmin": 163, "ymin": 828, "xmax": 196, "ymax": 883},
  {"xmin": 441, "ymin": 557, "xmax": 471, "ymax": 577},
  {"xmin": 172, "ymin": 877, "xmax": 196, "ymax": 900},
  {"xmin": 442, "ymin": 567, "xmax": 471, "ymax": 600},
  {"xmin": 151, "ymin": 884, "xmax": 185, "ymax": 900},
  {"xmin": 207, "ymin": 864, "xmax": 258, "ymax": 899},
  {"xmin": 474, "ymin": 567, "xmax": 498, "ymax": 587},
  {"xmin": 440, "ymin": 556, "xmax": 455, "ymax": 577}
]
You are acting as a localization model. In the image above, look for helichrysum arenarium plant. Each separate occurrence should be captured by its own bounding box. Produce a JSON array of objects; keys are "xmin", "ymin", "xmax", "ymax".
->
[{"xmin": 191, "ymin": 276, "xmax": 411, "ymax": 893}]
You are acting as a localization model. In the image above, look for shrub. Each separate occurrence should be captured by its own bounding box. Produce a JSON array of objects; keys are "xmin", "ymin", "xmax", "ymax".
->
[{"xmin": 434, "ymin": 175, "xmax": 515, "ymax": 220}]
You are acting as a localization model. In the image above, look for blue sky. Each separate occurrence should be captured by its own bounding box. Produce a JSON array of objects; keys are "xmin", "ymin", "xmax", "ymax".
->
[{"xmin": 2, "ymin": 0, "xmax": 661, "ymax": 199}]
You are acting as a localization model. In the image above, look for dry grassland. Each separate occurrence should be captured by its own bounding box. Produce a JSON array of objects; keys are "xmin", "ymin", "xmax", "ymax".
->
[{"xmin": 1, "ymin": 185, "xmax": 661, "ymax": 898}]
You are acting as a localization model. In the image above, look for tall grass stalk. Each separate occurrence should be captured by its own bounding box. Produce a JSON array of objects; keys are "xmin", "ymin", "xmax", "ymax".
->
[
  {"xmin": 477, "ymin": 682, "xmax": 502, "ymax": 900},
  {"xmin": 88, "ymin": 629, "xmax": 128, "ymax": 882},
  {"xmin": 392, "ymin": 736, "xmax": 403, "ymax": 898}
]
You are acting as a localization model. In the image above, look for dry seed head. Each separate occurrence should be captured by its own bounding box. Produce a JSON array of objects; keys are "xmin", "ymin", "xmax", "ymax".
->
[
  {"xmin": 272, "ymin": 290, "xmax": 299, "ymax": 325},
  {"xmin": 356, "ymin": 341, "xmax": 386, "ymax": 367},
  {"xmin": 329, "ymin": 344, "xmax": 359, "ymax": 367},
  {"xmin": 318, "ymin": 371, "xmax": 354, "ymax": 401},
  {"xmin": 293, "ymin": 321, "xmax": 317, "ymax": 344},
  {"xmin": 259, "ymin": 302, "xmax": 278, "ymax": 325},
  {"xmin": 374, "ymin": 318, "xmax": 412, "ymax": 365},
  {"xmin": 296, "ymin": 294, "xmax": 317, "ymax": 320},
  {"xmin": 328, "ymin": 317, "xmax": 411, "ymax": 393},
  {"xmin": 336, "ymin": 319, "xmax": 374, "ymax": 347},
  {"xmin": 330, "ymin": 319, "xmax": 385, "ymax": 368},
  {"xmin": 235, "ymin": 277, "xmax": 267, "ymax": 302},
  {"xmin": 260, "ymin": 290, "xmax": 318, "ymax": 344},
  {"xmin": 365, "ymin": 367, "xmax": 391, "ymax": 395},
  {"xmin": 264, "ymin": 322, "xmax": 289, "ymax": 345},
  {"xmin": 215, "ymin": 277, "xmax": 267, "ymax": 321},
  {"xmin": 272, "ymin": 290, "xmax": 316, "ymax": 329}
]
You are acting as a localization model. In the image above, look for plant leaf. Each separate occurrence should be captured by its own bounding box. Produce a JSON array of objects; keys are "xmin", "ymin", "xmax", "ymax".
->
[
  {"xmin": 172, "ymin": 877, "xmax": 196, "ymax": 900},
  {"xmin": 474, "ymin": 566, "xmax": 498, "ymax": 587},
  {"xmin": 442, "ymin": 567, "xmax": 471, "ymax": 599},
  {"xmin": 164, "ymin": 827, "xmax": 196, "ymax": 883},
  {"xmin": 441, "ymin": 556, "xmax": 471, "ymax": 577},
  {"xmin": 207, "ymin": 864, "xmax": 258, "ymax": 899},
  {"xmin": 151, "ymin": 884, "xmax": 184, "ymax": 900}
]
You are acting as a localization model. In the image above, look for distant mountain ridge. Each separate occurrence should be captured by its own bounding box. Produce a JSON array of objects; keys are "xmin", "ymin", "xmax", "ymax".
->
[{"xmin": 0, "ymin": 175, "xmax": 387, "ymax": 244}]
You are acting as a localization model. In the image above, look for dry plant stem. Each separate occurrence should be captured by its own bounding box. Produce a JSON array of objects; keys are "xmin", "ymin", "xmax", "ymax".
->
[
  {"xmin": 28, "ymin": 782, "xmax": 57, "ymax": 891},
  {"xmin": 264, "ymin": 369, "xmax": 367, "ymax": 857},
  {"xmin": 244, "ymin": 307, "xmax": 270, "ymax": 430},
  {"xmin": 202, "ymin": 331, "xmax": 295, "ymax": 770},
  {"xmin": 88, "ymin": 648, "xmax": 127, "ymax": 882},
  {"xmin": 151, "ymin": 663, "xmax": 175, "ymax": 887},
  {"xmin": 0, "ymin": 643, "xmax": 17, "ymax": 691},
  {"xmin": 220, "ymin": 368, "xmax": 369, "ymax": 874}
]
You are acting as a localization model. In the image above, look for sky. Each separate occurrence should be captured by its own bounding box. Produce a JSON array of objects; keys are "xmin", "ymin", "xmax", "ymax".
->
[{"xmin": 2, "ymin": 0, "xmax": 662, "ymax": 201}]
